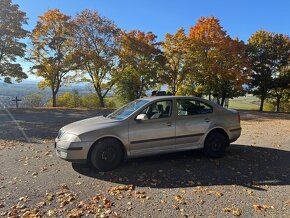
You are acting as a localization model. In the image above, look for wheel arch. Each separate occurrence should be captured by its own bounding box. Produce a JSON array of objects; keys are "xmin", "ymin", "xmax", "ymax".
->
[
  {"xmin": 204, "ymin": 127, "xmax": 230, "ymax": 147},
  {"xmin": 87, "ymin": 136, "xmax": 127, "ymax": 162}
]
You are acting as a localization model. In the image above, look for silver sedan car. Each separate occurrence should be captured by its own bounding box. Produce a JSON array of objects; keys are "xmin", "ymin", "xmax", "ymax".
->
[{"xmin": 55, "ymin": 96, "xmax": 241, "ymax": 171}]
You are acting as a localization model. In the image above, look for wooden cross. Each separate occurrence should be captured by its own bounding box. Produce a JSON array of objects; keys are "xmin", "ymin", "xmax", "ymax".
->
[{"xmin": 12, "ymin": 96, "xmax": 22, "ymax": 109}]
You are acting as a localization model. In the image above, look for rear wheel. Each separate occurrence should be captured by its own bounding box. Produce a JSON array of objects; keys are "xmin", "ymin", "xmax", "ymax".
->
[
  {"xmin": 90, "ymin": 138, "xmax": 123, "ymax": 171},
  {"xmin": 203, "ymin": 132, "xmax": 227, "ymax": 158}
]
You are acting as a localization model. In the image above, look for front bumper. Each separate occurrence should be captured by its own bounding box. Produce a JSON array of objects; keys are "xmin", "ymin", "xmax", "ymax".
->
[{"xmin": 55, "ymin": 140, "xmax": 92, "ymax": 163}]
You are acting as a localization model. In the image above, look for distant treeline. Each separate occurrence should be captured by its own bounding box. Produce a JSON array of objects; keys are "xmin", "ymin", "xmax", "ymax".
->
[{"xmin": 0, "ymin": 0, "xmax": 289, "ymax": 111}]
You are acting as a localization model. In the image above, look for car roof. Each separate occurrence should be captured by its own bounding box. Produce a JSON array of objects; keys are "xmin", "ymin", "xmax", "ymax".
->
[
  {"xmin": 140, "ymin": 95, "xmax": 205, "ymax": 101},
  {"xmin": 139, "ymin": 95, "xmax": 224, "ymax": 109},
  {"xmin": 140, "ymin": 95, "xmax": 203, "ymax": 101}
]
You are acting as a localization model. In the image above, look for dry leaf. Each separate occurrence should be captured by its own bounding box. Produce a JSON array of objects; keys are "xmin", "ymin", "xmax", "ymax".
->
[
  {"xmin": 46, "ymin": 192, "xmax": 54, "ymax": 201},
  {"xmin": 253, "ymin": 204, "xmax": 274, "ymax": 212},
  {"xmin": 243, "ymin": 189, "xmax": 254, "ymax": 196},
  {"xmin": 36, "ymin": 201, "xmax": 46, "ymax": 208},
  {"xmin": 107, "ymin": 184, "xmax": 134, "ymax": 196},
  {"xmin": 232, "ymin": 208, "xmax": 242, "ymax": 216},
  {"xmin": 46, "ymin": 209, "xmax": 55, "ymax": 216},
  {"xmin": 174, "ymin": 195, "xmax": 186, "ymax": 204},
  {"xmin": 223, "ymin": 207, "xmax": 232, "ymax": 212},
  {"xmin": 223, "ymin": 207, "xmax": 242, "ymax": 216},
  {"xmin": 172, "ymin": 204, "xmax": 180, "ymax": 210},
  {"xmin": 67, "ymin": 209, "xmax": 83, "ymax": 218}
]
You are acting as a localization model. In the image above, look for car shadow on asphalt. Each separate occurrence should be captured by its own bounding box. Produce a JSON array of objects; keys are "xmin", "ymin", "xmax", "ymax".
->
[{"xmin": 72, "ymin": 144, "xmax": 290, "ymax": 189}]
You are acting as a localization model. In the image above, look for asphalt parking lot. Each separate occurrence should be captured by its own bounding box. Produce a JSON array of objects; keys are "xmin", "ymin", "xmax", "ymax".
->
[{"xmin": 0, "ymin": 109, "xmax": 289, "ymax": 217}]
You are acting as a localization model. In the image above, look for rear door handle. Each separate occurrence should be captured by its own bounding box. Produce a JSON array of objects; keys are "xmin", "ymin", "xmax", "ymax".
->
[
  {"xmin": 167, "ymin": 122, "xmax": 172, "ymax": 126},
  {"xmin": 204, "ymin": 118, "xmax": 210, "ymax": 122}
]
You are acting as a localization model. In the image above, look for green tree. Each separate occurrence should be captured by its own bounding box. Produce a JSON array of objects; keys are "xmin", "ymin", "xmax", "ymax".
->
[
  {"xmin": 247, "ymin": 30, "xmax": 290, "ymax": 111},
  {"xmin": 73, "ymin": 10, "xmax": 120, "ymax": 107},
  {"xmin": 0, "ymin": 0, "xmax": 29, "ymax": 83},
  {"xmin": 161, "ymin": 28, "xmax": 189, "ymax": 95},
  {"xmin": 117, "ymin": 30, "xmax": 162, "ymax": 101},
  {"xmin": 268, "ymin": 66, "xmax": 290, "ymax": 112},
  {"xmin": 30, "ymin": 10, "xmax": 77, "ymax": 107}
]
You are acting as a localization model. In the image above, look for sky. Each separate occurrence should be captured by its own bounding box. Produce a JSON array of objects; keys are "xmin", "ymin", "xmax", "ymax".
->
[{"xmin": 12, "ymin": 0, "xmax": 290, "ymax": 81}]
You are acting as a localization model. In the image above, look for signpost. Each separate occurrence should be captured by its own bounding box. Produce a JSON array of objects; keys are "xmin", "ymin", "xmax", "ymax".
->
[{"xmin": 12, "ymin": 97, "xmax": 21, "ymax": 109}]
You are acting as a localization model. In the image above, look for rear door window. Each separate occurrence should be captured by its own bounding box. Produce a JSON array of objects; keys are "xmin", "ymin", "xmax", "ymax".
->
[{"xmin": 177, "ymin": 99, "xmax": 213, "ymax": 116}]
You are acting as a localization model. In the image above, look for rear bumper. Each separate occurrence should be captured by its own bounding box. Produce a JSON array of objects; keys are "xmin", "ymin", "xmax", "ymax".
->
[{"xmin": 229, "ymin": 127, "xmax": 242, "ymax": 143}]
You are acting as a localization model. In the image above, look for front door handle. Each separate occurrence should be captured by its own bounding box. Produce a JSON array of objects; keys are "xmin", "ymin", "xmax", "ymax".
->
[{"xmin": 167, "ymin": 122, "xmax": 172, "ymax": 126}]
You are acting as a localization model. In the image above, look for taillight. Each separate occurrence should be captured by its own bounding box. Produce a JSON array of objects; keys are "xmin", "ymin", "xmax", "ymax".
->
[{"xmin": 237, "ymin": 112, "xmax": 240, "ymax": 123}]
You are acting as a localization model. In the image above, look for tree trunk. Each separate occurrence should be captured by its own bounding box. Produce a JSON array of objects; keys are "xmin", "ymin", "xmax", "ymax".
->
[
  {"xmin": 99, "ymin": 96, "xmax": 105, "ymax": 108},
  {"xmin": 276, "ymin": 96, "xmax": 281, "ymax": 112},
  {"xmin": 259, "ymin": 95, "xmax": 265, "ymax": 111},
  {"xmin": 52, "ymin": 92, "xmax": 57, "ymax": 107},
  {"xmin": 172, "ymin": 86, "xmax": 176, "ymax": 96},
  {"xmin": 96, "ymin": 91, "xmax": 105, "ymax": 108},
  {"xmin": 221, "ymin": 97, "xmax": 225, "ymax": 107}
]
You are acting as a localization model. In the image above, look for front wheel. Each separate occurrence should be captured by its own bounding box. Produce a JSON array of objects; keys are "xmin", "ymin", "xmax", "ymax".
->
[
  {"xmin": 90, "ymin": 138, "xmax": 124, "ymax": 171},
  {"xmin": 203, "ymin": 132, "xmax": 227, "ymax": 158}
]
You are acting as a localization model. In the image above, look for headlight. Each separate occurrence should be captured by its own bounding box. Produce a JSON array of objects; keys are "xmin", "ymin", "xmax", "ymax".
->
[{"xmin": 60, "ymin": 133, "xmax": 81, "ymax": 142}]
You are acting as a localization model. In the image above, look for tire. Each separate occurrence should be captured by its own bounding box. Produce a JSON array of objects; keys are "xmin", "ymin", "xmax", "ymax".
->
[
  {"xmin": 90, "ymin": 138, "xmax": 124, "ymax": 171},
  {"xmin": 203, "ymin": 132, "xmax": 227, "ymax": 158}
]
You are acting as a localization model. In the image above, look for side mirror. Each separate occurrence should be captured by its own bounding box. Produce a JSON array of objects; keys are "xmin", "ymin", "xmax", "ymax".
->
[{"xmin": 136, "ymin": 114, "xmax": 148, "ymax": 121}]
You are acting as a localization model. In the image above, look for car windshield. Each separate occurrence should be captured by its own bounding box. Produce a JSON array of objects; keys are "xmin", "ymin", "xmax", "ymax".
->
[{"xmin": 107, "ymin": 99, "xmax": 149, "ymax": 120}]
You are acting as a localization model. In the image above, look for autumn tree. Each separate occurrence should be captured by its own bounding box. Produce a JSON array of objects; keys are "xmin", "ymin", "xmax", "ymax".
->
[
  {"xmin": 161, "ymin": 28, "xmax": 189, "ymax": 95},
  {"xmin": 188, "ymin": 16, "xmax": 250, "ymax": 104},
  {"xmin": 73, "ymin": 10, "xmax": 120, "ymax": 107},
  {"xmin": 0, "ymin": 0, "xmax": 29, "ymax": 83},
  {"xmin": 30, "ymin": 10, "xmax": 77, "ymax": 107},
  {"xmin": 117, "ymin": 30, "xmax": 162, "ymax": 101},
  {"xmin": 247, "ymin": 30, "xmax": 290, "ymax": 111}
]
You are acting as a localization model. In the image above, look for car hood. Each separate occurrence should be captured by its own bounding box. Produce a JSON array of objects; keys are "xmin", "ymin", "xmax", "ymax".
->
[{"xmin": 61, "ymin": 116, "xmax": 118, "ymax": 135}]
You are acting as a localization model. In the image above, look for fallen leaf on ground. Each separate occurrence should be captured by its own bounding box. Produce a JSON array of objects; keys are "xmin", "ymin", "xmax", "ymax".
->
[
  {"xmin": 22, "ymin": 209, "xmax": 40, "ymax": 218},
  {"xmin": 46, "ymin": 192, "xmax": 54, "ymax": 201},
  {"xmin": 107, "ymin": 184, "xmax": 134, "ymax": 196},
  {"xmin": 46, "ymin": 209, "xmax": 55, "ymax": 216},
  {"xmin": 60, "ymin": 183, "xmax": 69, "ymax": 190},
  {"xmin": 174, "ymin": 195, "xmax": 186, "ymax": 204},
  {"xmin": 31, "ymin": 172, "xmax": 38, "ymax": 177},
  {"xmin": 67, "ymin": 209, "xmax": 83, "ymax": 218},
  {"xmin": 253, "ymin": 204, "xmax": 274, "ymax": 212},
  {"xmin": 243, "ymin": 189, "xmax": 254, "ymax": 196},
  {"xmin": 223, "ymin": 207, "xmax": 242, "ymax": 216},
  {"xmin": 172, "ymin": 204, "xmax": 180, "ymax": 210},
  {"xmin": 36, "ymin": 201, "xmax": 46, "ymax": 208}
]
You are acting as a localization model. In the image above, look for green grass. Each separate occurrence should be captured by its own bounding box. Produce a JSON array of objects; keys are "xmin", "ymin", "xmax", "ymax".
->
[{"xmin": 228, "ymin": 96, "xmax": 273, "ymax": 111}]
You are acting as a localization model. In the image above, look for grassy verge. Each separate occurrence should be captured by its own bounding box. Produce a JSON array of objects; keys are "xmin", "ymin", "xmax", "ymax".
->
[{"xmin": 228, "ymin": 96, "xmax": 273, "ymax": 111}]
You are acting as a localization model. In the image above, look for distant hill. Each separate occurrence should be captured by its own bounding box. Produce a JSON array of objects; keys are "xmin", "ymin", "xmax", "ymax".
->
[{"xmin": 0, "ymin": 81, "xmax": 96, "ymax": 108}]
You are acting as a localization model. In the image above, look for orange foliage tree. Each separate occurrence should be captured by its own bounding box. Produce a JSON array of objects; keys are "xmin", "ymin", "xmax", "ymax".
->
[
  {"xmin": 188, "ymin": 16, "xmax": 250, "ymax": 105},
  {"xmin": 30, "ymin": 10, "xmax": 77, "ymax": 107}
]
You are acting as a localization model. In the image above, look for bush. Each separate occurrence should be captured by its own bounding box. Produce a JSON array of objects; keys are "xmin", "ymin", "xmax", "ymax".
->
[
  {"xmin": 80, "ymin": 93, "xmax": 100, "ymax": 108},
  {"xmin": 23, "ymin": 93, "xmax": 45, "ymax": 108},
  {"xmin": 48, "ymin": 91, "xmax": 123, "ymax": 109}
]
